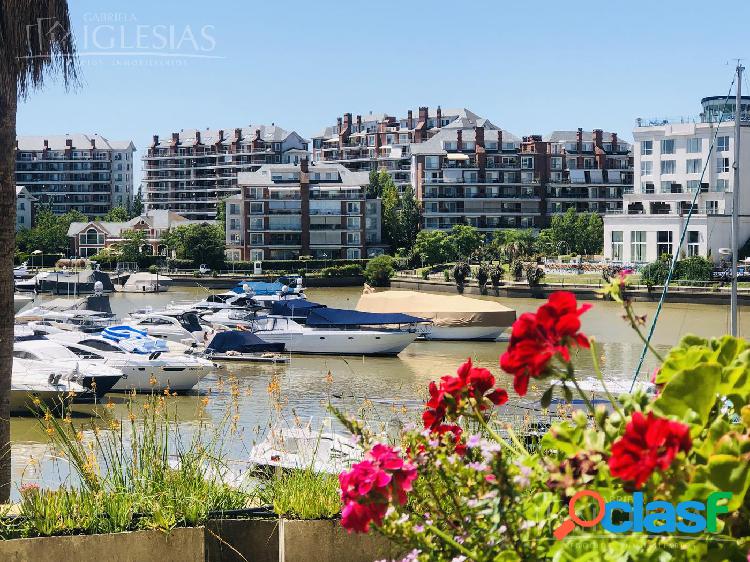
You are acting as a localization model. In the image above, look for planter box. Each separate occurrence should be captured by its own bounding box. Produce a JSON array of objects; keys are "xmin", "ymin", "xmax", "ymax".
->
[
  {"xmin": 207, "ymin": 519, "xmax": 400, "ymax": 562},
  {"xmin": 0, "ymin": 519, "xmax": 399, "ymax": 562},
  {"xmin": 0, "ymin": 527, "xmax": 205, "ymax": 562}
]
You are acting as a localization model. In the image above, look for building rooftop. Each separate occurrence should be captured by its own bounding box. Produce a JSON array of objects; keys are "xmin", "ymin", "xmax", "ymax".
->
[
  {"xmin": 150, "ymin": 125, "xmax": 308, "ymax": 148},
  {"xmin": 544, "ymin": 130, "xmax": 624, "ymax": 143},
  {"xmin": 67, "ymin": 210, "xmax": 211, "ymax": 237},
  {"xmin": 17, "ymin": 134, "xmax": 135, "ymax": 152},
  {"xmin": 238, "ymin": 163, "xmax": 369, "ymax": 187}
]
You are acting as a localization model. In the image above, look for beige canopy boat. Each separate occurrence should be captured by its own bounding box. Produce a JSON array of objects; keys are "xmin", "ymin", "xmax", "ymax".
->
[{"xmin": 356, "ymin": 289, "xmax": 516, "ymax": 341}]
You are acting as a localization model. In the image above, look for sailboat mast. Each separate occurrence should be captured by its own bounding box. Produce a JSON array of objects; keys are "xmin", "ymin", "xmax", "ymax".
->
[{"xmin": 731, "ymin": 62, "xmax": 744, "ymax": 336}]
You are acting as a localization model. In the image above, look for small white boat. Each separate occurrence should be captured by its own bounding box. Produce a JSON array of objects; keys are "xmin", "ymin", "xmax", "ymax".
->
[
  {"xmin": 202, "ymin": 308, "xmax": 424, "ymax": 356},
  {"xmin": 14, "ymin": 263, "xmax": 30, "ymax": 279},
  {"xmin": 356, "ymin": 289, "xmax": 516, "ymax": 341},
  {"xmin": 11, "ymin": 358, "xmax": 93, "ymax": 414},
  {"xmin": 248, "ymin": 425, "xmax": 362, "ymax": 474},
  {"xmin": 117, "ymin": 272, "xmax": 172, "ymax": 293}
]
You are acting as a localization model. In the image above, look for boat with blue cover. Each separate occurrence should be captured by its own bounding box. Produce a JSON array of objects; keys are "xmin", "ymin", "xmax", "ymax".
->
[{"xmin": 203, "ymin": 330, "xmax": 288, "ymax": 363}]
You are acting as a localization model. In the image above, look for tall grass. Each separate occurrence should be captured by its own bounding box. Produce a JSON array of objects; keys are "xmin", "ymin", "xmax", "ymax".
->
[{"xmin": 260, "ymin": 468, "xmax": 340, "ymax": 520}]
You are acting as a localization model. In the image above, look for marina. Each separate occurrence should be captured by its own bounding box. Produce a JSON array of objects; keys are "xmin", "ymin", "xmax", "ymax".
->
[{"xmin": 9, "ymin": 284, "xmax": 746, "ymax": 495}]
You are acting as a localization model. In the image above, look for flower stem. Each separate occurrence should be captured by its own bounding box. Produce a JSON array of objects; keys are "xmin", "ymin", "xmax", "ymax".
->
[
  {"xmin": 471, "ymin": 401, "xmax": 521, "ymax": 455},
  {"xmin": 564, "ymin": 362, "xmax": 603, "ymax": 431},
  {"xmin": 425, "ymin": 523, "xmax": 481, "ymax": 560},
  {"xmin": 588, "ymin": 337, "xmax": 623, "ymax": 419},
  {"xmin": 624, "ymin": 302, "xmax": 664, "ymax": 363}
]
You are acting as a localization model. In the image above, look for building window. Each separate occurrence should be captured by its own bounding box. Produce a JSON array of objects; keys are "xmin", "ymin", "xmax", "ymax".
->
[
  {"xmin": 346, "ymin": 216, "xmax": 361, "ymax": 230},
  {"xmin": 717, "ymin": 157, "xmax": 730, "ymax": 173},
  {"xmin": 249, "ymin": 202, "xmax": 264, "ymax": 214},
  {"xmin": 521, "ymin": 157, "xmax": 534, "ymax": 169},
  {"xmin": 716, "ymin": 179, "xmax": 729, "ymax": 192},
  {"xmin": 661, "ymin": 160, "xmax": 676, "ymax": 174},
  {"xmin": 657, "ymin": 231, "xmax": 673, "ymax": 258},
  {"xmin": 611, "ymin": 231, "xmax": 623, "ymax": 261},
  {"xmin": 686, "ymin": 138, "xmax": 702, "ymax": 153},
  {"xmin": 249, "ymin": 218, "xmax": 264, "ymax": 231},
  {"xmin": 706, "ymin": 201, "xmax": 719, "ymax": 215},
  {"xmin": 640, "ymin": 161, "xmax": 652, "ymax": 176},
  {"xmin": 346, "ymin": 248, "xmax": 361, "ymax": 259},
  {"xmin": 229, "ymin": 218, "xmax": 240, "ymax": 230},
  {"xmin": 687, "ymin": 231, "xmax": 700, "ymax": 257},
  {"xmin": 631, "ymin": 231, "xmax": 646, "ymax": 262},
  {"xmin": 425, "ymin": 156, "xmax": 439, "ymax": 170},
  {"xmin": 686, "ymin": 158, "xmax": 702, "ymax": 173},
  {"xmin": 346, "ymin": 232, "xmax": 361, "ymax": 245},
  {"xmin": 250, "ymin": 250, "xmax": 264, "ymax": 261},
  {"xmin": 250, "ymin": 233, "xmax": 263, "ymax": 245},
  {"xmin": 641, "ymin": 140, "xmax": 653, "ymax": 155},
  {"xmin": 346, "ymin": 202, "xmax": 361, "ymax": 215},
  {"xmin": 717, "ymin": 136, "xmax": 730, "ymax": 152},
  {"xmin": 229, "ymin": 204, "xmax": 240, "ymax": 215},
  {"xmin": 660, "ymin": 139, "xmax": 675, "ymax": 154},
  {"xmin": 641, "ymin": 182, "xmax": 654, "ymax": 194}
]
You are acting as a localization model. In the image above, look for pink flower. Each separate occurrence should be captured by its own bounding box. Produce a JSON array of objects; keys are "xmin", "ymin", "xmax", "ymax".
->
[{"xmin": 340, "ymin": 444, "xmax": 417, "ymax": 533}]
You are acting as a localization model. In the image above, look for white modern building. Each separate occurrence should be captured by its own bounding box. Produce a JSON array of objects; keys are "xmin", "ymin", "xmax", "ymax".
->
[
  {"xmin": 15, "ymin": 134, "xmax": 136, "ymax": 216},
  {"xmin": 15, "ymin": 186, "xmax": 35, "ymax": 230},
  {"xmin": 604, "ymin": 96, "xmax": 750, "ymax": 264}
]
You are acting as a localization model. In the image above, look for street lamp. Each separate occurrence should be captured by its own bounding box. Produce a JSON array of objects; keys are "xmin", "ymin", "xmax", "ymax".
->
[{"xmin": 31, "ymin": 249, "xmax": 42, "ymax": 271}]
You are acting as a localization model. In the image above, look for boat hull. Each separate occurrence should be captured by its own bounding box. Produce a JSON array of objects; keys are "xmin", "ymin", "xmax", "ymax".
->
[
  {"xmin": 252, "ymin": 330, "xmax": 419, "ymax": 355},
  {"xmin": 111, "ymin": 364, "xmax": 209, "ymax": 392},
  {"xmin": 422, "ymin": 326, "xmax": 506, "ymax": 341},
  {"xmin": 10, "ymin": 389, "xmax": 77, "ymax": 415}
]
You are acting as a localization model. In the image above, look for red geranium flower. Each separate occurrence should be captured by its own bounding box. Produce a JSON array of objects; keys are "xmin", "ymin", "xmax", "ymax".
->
[
  {"xmin": 339, "ymin": 444, "xmax": 417, "ymax": 533},
  {"xmin": 422, "ymin": 358, "xmax": 508, "ymax": 430},
  {"xmin": 608, "ymin": 411, "xmax": 692, "ymax": 489},
  {"xmin": 500, "ymin": 291, "xmax": 591, "ymax": 396}
]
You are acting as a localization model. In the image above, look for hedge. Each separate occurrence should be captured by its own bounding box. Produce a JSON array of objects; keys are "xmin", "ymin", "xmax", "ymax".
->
[{"xmin": 320, "ymin": 264, "xmax": 364, "ymax": 277}]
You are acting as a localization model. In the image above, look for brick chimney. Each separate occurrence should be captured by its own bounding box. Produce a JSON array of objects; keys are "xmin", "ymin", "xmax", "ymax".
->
[
  {"xmin": 195, "ymin": 131, "xmax": 201, "ymax": 144},
  {"xmin": 593, "ymin": 129, "xmax": 603, "ymax": 148},
  {"xmin": 90, "ymin": 138, "xmax": 96, "ymax": 149},
  {"xmin": 418, "ymin": 106, "xmax": 428, "ymax": 123},
  {"xmin": 497, "ymin": 130, "xmax": 503, "ymax": 149},
  {"xmin": 610, "ymin": 132, "xmax": 618, "ymax": 150},
  {"xmin": 456, "ymin": 130, "xmax": 463, "ymax": 150},
  {"xmin": 171, "ymin": 132, "xmax": 179, "ymax": 144},
  {"xmin": 234, "ymin": 128, "xmax": 242, "ymax": 141},
  {"xmin": 407, "ymin": 110, "xmax": 413, "ymax": 129},
  {"xmin": 65, "ymin": 138, "xmax": 72, "ymax": 148},
  {"xmin": 300, "ymin": 158, "xmax": 309, "ymax": 173},
  {"xmin": 474, "ymin": 126, "xmax": 485, "ymax": 148},
  {"xmin": 152, "ymin": 135, "xmax": 159, "ymax": 146},
  {"xmin": 253, "ymin": 128, "xmax": 262, "ymax": 150},
  {"xmin": 218, "ymin": 129, "xmax": 224, "ymax": 143},
  {"xmin": 436, "ymin": 105, "xmax": 442, "ymax": 124},
  {"xmin": 576, "ymin": 127, "xmax": 584, "ymax": 169},
  {"xmin": 356, "ymin": 115, "xmax": 362, "ymax": 129},
  {"xmin": 593, "ymin": 129, "xmax": 606, "ymax": 170}
]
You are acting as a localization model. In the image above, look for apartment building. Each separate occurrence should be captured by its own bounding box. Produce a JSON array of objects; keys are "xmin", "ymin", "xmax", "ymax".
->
[
  {"xmin": 15, "ymin": 134, "xmax": 135, "ymax": 216},
  {"xmin": 311, "ymin": 107, "xmax": 473, "ymax": 190},
  {"xmin": 544, "ymin": 129, "xmax": 633, "ymax": 216},
  {"xmin": 410, "ymin": 114, "xmax": 544, "ymax": 231},
  {"xmin": 68, "ymin": 210, "xmax": 212, "ymax": 258},
  {"xmin": 225, "ymin": 162, "xmax": 383, "ymax": 262},
  {"xmin": 143, "ymin": 125, "xmax": 309, "ymax": 221},
  {"xmin": 15, "ymin": 186, "xmax": 36, "ymax": 230},
  {"xmin": 604, "ymin": 96, "xmax": 750, "ymax": 264}
]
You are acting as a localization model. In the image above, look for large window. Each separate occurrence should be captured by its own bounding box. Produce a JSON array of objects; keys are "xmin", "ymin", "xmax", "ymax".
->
[
  {"xmin": 661, "ymin": 160, "xmax": 676, "ymax": 174},
  {"xmin": 425, "ymin": 156, "xmax": 439, "ymax": 170},
  {"xmin": 686, "ymin": 138, "xmax": 702, "ymax": 153},
  {"xmin": 687, "ymin": 231, "xmax": 700, "ymax": 257},
  {"xmin": 716, "ymin": 179, "xmax": 729, "ymax": 192},
  {"xmin": 631, "ymin": 231, "xmax": 646, "ymax": 262},
  {"xmin": 717, "ymin": 136, "xmax": 730, "ymax": 152},
  {"xmin": 661, "ymin": 139, "xmax": 675, "ymax": 154},
  {"xmin": 686, "ymin": 158, "xmax": 702, "ymax": 173},
  {"xmin": 706, "ymin": 201, "xmax": 719, "ymax": 215},
  {"xmin": 657, "ymin": 231, "xmax": 673, "ymax": 258},
  {"xmin": 641, "ymin": 140, "xmax": 653, "ymax": 155},
  {"xmin": 611, "ymin": 231, "xmax": 623, "ymax": 261},
  {"xmin": 717, "ymin": 157, "xmax": 730, "ymax": 173},
  {"xmin": 640, "ymin": 161, "xmax": 652, "ymax": 176}
]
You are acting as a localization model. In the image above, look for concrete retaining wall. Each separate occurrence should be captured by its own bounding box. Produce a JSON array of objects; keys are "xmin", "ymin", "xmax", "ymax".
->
[{"xmin": 168, "ymin": 276, "xmax": 364, "ymax": 289}]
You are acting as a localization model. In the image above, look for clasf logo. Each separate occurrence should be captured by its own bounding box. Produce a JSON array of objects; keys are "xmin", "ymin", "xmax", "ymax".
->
[{"xmin": 553, "ymin": 490, "xmax": 732, "ymax": 540}]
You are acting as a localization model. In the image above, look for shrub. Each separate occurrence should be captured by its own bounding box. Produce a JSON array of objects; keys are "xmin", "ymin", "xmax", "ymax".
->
[
  {"xmin": 525, "ymin": 263, "xmax": 545, "ymax": 287},
  {"xmin": 320, "ymin": 264, "xmax": 364, "ymax": 278},
  {"xmin": 489, "ymin": 265, "xmax": 504, "ymax": 287},
  {"xmin": 443, "ymin": 270, "xmax": 450, "ymax": 282},
  {"xmin": 167, "ymin": 258, "xmax": 195, "ymax": 271},
  {"xmin": 148, "ymin": 265, "xmax": 158, "ymax": 274},
  {"xmin": 420, "ymin": 269, "xmax": 429, "ymax": 280},
  {"xmin": 510, "ymin": 259, "xmax": 524, "ymax": 282},
  {"xmin": 640, "ymin": 259, "xmax": 671, "ymax": 287},
  {"xmin": 260, "ymin": 469, "xmax": 340, "ymax": 520},
  {"xmin": 475, "ymin": 264, "xmax": 489, "ymax": 294},
  {"xmin": 365, "ymin": 255, "xmax": 395, "ymax": 287},
  {"xmin": 675, "ymin": 256, "xmax": 712, "ymax": 283}
]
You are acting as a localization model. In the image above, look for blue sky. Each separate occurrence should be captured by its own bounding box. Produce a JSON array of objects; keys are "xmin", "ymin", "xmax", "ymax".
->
[{"xmin": 16, "ymin": 0, "xmax": 750, "ymax": 185}]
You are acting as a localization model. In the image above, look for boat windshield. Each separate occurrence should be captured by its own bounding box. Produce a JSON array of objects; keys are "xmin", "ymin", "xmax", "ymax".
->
[{"xmin": 179, "ymin": 313, "xmax": 203, "ymax": 333}]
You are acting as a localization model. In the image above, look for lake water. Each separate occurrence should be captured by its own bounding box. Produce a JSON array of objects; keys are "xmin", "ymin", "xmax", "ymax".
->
[{"xmin": 9, "ymin": 285, "xmax": 746, "ymax": 496}]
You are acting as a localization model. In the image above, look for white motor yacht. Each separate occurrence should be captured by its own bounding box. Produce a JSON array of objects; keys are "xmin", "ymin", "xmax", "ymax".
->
[
  {"xmin": 201, "ymin": 307, "xmax": 425, "ymax": 356},
  {"xmin": 13, "ymin": 335, "xmax": 125, "ymax": 398},
  {"xmin": 11, "ymin": 358, "xmax": 93, "ymax": 414},
  {"xmin": 29, "ymin": 324, "xmax": 216, "ymax": 392},
  {"xmin": 123, "ymin": 309, "xmax": 215, "ymax": 346}
]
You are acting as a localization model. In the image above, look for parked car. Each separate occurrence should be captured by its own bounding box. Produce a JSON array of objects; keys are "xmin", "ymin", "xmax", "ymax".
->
[{"xmin": 199, "ymin": 264, "xmax": 210, "ymax": 274}]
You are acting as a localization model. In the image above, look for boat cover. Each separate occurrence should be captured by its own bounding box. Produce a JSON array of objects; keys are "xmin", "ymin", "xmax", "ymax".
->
[
  {"xmin": 305, "ymin": 307, "xmax": 426, "ymax": 327},
  {"xmin": 102, "ymin": 325, "xmax": 170, "ymax": 354},
  {"xmin": 356, "ymin": 290, "xmax": 516, "ymax": 328},
  {"xmin": 271, "ymin": 300, "xmax": 325, "ymax": 317},
  {"xmin": 231, "ymin": 281, "xmax": 286, "ymax": 295},
  {"xmin": 207, "ymin": 330, "xmax": 285, "ymax": 353}
]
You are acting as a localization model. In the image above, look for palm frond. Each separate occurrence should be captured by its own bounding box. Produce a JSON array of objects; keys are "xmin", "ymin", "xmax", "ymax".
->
[{"xmin": 0, "ymin": 0, "xmax": 78, "ymax": 98}]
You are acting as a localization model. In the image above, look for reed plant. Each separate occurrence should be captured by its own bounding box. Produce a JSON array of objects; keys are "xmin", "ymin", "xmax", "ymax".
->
[{"xmin": 260, "ymin": 468, "xmax": 340, "ymax": 520}]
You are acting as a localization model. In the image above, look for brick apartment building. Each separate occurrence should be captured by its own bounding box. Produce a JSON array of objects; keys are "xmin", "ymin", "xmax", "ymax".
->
[
  {"xmin": 225, "ymin": 161, "xmax": 383, "ymax": 262},
  {"xmin": 143, "ymin": 125, "xmax": 309, "ymax": 221}
]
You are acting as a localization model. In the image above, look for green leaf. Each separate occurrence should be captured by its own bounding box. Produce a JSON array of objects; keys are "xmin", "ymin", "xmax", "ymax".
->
[
  {"xmin": 540, "ymin": 386, "xmax": 554, "ymax": 409},
  {"xmin": 652, "ymin": 364, "xmax": 721, "ymax": 426},
  {"xmin": 706, "ymin": 453, "xmax": 750, "ymax": 510}
]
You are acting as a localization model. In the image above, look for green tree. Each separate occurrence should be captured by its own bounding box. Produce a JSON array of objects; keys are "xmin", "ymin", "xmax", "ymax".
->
[
  {"xmin": 367, "ymin": 170, "xmax": 383, "ymax": 199},
  {"xmin": 0, "ymin": 0, "xmax": 78, "ymax": 502},
  {"xmin": 380, "ymin": 172, "xmax": 400, "ymax": 249},
  {"xmin": 18, "ymin": 208, "xmax": 86, "ymax": 255},
  {"xmin": 501, "ymin": 229, "xmax": 537, "ymax": 262},
  {"xmin": 548, "ymin": 209, "xmax": 603, "ymax": 255},
  {"xmin": 447, "ymin": 224, "xmax": 482, "ymax": 260},
  {"xmin": 162, "ymin": 223, "xmax": 226, "ymax": 269},
  {"xmin": 215, "ymin": 198, "xmax": 227, "ymax": 226},
  {"xmin": 115, "ymin": 229, "xmax": 148, "ymax": 263},
  {"xmin": 580, "ymin": 212, "xmax": 604, "ymax": 255},
  {"xmin": 413, "ymin": 230, "xmax": 450, "ymax": 266},
  {"xmin": 130, "ymin": 186, "xmax": 144, "ymax": 218},
  {"xmin": 103, "ymin": 206, "xmax": 129, "ymax": 222},
  {"xmin": 398, "ymin": 186, "xmax": 421, "ymax": 251},
  {"xmin": 364, "ymin": 254, "xmax": 395, "ymax": 287}
]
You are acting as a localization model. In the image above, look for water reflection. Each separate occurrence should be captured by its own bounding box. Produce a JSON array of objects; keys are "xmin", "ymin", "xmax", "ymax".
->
[{"xmin": 10, "ymin": 285, "xmax": 742, "ymax": 494}]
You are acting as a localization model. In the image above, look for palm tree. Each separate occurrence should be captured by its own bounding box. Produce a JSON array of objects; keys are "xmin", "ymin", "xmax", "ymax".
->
[{"xmin": 0, "ymin": 1, "xmax": 77, "ymax": 502}]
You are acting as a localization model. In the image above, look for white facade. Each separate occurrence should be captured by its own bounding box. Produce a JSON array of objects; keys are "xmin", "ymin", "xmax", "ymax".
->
[
  {"xmin": 604, "ymin": 101, "xmax": 750, "ymax": 264},
  {"xmin": 15, "ymin": 186, "xmax": 34, "ymax": 230}
]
